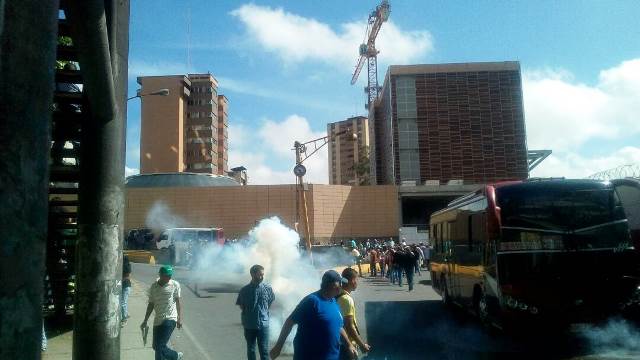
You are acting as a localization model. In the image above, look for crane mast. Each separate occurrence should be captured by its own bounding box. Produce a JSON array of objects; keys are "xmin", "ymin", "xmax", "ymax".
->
[{"xmin": 350, "ymin": 0, "xmax": 390, "ymax": 109}]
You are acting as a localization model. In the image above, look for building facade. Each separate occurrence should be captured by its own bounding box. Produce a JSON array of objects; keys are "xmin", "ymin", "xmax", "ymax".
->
[
  {"xmin": 371, "ymin": 62, "xmax": 529, "ymax": 185},
  {"xmin": 138, "ymin": 73, "xmax": 229, "ymax": 175},
  {"xmin": 328, "ymin": 116, "xmax": 370, "ymax": 185}
]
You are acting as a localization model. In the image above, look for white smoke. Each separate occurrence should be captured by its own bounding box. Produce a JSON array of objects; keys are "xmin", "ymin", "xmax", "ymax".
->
[
  {"xmin": 145, "ymin": 201, "xmax": 188, "ymax": 231},
  {"xmin": 188, "ymin": 217, "xmax": 324, "ymax": 348},
  {"xmin": 579, "ymin": 318, "xmax": 640, "ymax": 357}
]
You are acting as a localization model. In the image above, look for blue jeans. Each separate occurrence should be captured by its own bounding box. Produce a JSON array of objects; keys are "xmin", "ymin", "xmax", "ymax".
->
[
  {"xmin": 244, "ymin": 327, "xmax": 269, "ymax": 360},
  {"xmin": 120, "ymin": 286, "xmax": 131, "ymax": 319},
  {"xmin": 404, "ymin": 266, "xmax": 415, "ymax": 291},
  {"xmin": 153, "ymin": 320, "xmax": 179, "ymax": 360},
  {"xmin": 415, "ymin": 260, "xmax": 422, "ymax": 276}
]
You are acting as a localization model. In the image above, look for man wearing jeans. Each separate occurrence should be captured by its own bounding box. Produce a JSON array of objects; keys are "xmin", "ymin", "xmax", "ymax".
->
[
  {"xmin": 236, "ymin": 264, "xmax": 275, "ymax": 360},
  {"xmin": 120, "ymin": 255, "xmax": 132, "ymax": 325},
  {"xmin": 141, "ymin": 265, "xmax": 184, "ymax": 360}
]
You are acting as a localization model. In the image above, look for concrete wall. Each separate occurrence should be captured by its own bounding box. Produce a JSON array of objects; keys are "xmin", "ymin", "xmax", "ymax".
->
[{"xmin": 125, "ymin": 184, "xmax": 399, "ymax": 243}]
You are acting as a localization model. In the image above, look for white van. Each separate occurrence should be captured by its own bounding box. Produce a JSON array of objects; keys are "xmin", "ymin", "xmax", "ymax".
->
[{"xmin": 157, "ymin": 227, "xmax": 224, "ymax": 265}]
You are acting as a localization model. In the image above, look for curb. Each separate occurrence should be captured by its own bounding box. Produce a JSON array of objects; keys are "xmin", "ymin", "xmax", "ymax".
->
[{"xmin": 125, "ymin": 250, "xmax": 156, "ymax": 264}]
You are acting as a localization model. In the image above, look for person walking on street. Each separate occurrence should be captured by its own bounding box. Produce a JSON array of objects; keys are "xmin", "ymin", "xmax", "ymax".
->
[
  {"xmin": 400, "ymin": 247, "xmax": 417, "ymax": 291},
  {"xmin": 236, "ymin": 264, "xmax": 275, "ymax": 360},
  {"xmin": 350, "ymin": 247, "xmax": 362, "ymax": 277},
  {"xmin": 337, "ymin": 268, "xmax": 371, "ymax": 359},
  {"xmin": 413, "ymin": 245, "xmax": 423, "ymax": 277},
  {"xmin": 141, "ymin": 265, "xmax": 184, "ymax": 360},
  {"xmin": 368, "ymin": 248, "xmax": 378, "ymax": 277},
  {"xmin": 270, "ymin": 270, "xmax": 356, "ymax": 360},
  {"xmin": 378, "ymin": 249, "xmax": 386, "ymax": 278},
  {"xmin": 121, "ymin": 254, "xmax": 132, "ymax": 325}
]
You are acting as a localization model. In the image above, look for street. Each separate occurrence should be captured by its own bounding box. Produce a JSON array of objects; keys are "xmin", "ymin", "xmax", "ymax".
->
[{"xmin": 131, "ymin": 263, "xmax": 640, "ymax": 360}]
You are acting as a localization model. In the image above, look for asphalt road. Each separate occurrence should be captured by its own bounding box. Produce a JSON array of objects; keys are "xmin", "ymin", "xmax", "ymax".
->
[{"xmin": 132, "ymin": 263, "xmax": 640, "ymax": 360}]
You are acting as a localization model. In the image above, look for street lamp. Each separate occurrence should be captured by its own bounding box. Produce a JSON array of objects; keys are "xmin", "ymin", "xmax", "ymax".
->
[
  {"xmin": 127, "ymin": 88, "xmax": 169, "ymax": 101},
  {"xmin": 293, "ymin": 128, "xmax": 356, "ymax": 260}
]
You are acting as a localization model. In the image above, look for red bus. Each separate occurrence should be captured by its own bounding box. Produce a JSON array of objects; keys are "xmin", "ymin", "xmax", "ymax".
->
[{"xmin": 429, "ymin": 179, "xmax": 640, "ymax": 329}]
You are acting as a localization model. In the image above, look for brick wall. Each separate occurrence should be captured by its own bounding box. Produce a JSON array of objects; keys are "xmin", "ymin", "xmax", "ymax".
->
[{"xmin": 125, "ymin": 184, "xmax": 399, "ymax": 243}]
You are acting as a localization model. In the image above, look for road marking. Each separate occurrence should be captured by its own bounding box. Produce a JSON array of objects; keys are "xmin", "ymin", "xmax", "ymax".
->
[{"xmin": 181, "ymin": 323, "xmax": 214, "ymax": 360}]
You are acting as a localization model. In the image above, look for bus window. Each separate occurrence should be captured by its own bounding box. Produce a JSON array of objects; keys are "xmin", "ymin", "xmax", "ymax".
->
[
  {"xmin": 197, "ymin": 230, "xmax": 213, "ymax": 243},
  {"xmin": 183, "ymin": 230, "xmax": 196, "ymax": 243}
]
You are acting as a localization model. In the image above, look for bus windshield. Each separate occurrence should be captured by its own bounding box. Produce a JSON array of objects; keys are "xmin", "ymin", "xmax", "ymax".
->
[{"xmin": 497, "ymin": 182, "xmax": 626, "ymax": 232}]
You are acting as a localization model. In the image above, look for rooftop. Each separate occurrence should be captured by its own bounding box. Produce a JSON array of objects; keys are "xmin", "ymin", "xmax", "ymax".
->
[{"xmin": 125, "ymin": 172, "xmax": 240, "ymax": 188}]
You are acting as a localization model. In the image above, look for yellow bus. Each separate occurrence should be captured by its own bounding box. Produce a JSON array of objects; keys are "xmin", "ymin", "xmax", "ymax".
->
[{"xmin": 429, "ymin": 179, "xmax": 640, "ymax": 329}]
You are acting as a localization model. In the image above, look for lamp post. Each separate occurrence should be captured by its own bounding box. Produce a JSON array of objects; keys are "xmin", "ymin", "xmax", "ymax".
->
[
  {"xmin": 127, "ymin": 88, "xmax": 169, "ymax": 101},
  {"xmin": 293, "ymin": 128, "xmax": 356, "ymax": 260}
]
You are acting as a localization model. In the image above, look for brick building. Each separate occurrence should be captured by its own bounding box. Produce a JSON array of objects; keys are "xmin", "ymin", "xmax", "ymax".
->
[
  {"xmin": 371, "ymin": 62, "xmax": 528, "ymax": 185},
  {"xmin": 138, "ymin": 73, "xmax": 229, "ymax": 175},
  {"xmin": 327, "ymin": 116, "xmax": 370, "ymax": 185}
]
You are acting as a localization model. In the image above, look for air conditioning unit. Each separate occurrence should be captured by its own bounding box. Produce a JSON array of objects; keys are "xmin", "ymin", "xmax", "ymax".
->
[
  {"xmin": 447, "ymin": 179, "xmax": 464, "ymax": 185},
  {"xmin": 424, "ymin": 180, "xmax": 440, "ymax": 186},
  {"xmin": 401, "ymin": 180, "xmax": 417, "ymax": 186}
]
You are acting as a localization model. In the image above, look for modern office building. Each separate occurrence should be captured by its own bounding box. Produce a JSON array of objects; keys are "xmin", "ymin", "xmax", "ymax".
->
[
  {"xmin": 370, "ymin": 61, "xmax": 529, "ymax": 185},
  {"xmin": 138, "ymin": 73, "xmax": 229, "ymax": 175},
  {"xmin": 327, "ymin": 116, "xmax": 370, "ymax": 185}
]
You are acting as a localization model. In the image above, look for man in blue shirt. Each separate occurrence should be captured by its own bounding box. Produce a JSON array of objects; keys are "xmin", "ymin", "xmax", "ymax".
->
[
  {"xmin": 270, "ymin": 270, "xmax": 357, "ymax": 360},
  {"xmin": 236, "ymin": 264, "xmax": 275, "ymax": 360}
]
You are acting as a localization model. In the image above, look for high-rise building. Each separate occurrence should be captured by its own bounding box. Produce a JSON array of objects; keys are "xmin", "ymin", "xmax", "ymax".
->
[
  {"xmin": 371, "ymin": 61, "xmax": 528, "ymax": 185},
  {"xmin": 138, "ymin": 73, "xmax": 229, "ymax": 175},
  {"xmin": 328, "ymin": 116, "xmax": 370, "ymax": 185},
  {"xmin": 217, "ymin": 95, "xmax": 229, "ymax": 174}
]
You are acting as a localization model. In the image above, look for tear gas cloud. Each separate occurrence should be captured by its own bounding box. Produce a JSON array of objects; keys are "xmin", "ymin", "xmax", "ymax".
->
[
  {"xmin": 190, "ymin": 216, "xmax": 348, "ymax": 348},
  {"xmin": 145, "ymin": 202, "xmax": 187, "ymax": 231},
  {"xmin": 579, "ymin": 318, "xmax": 640, "ymax": 357},
  {"xmin": 144, "ymin": 201, "xmax": 354, "ymax": 348}
]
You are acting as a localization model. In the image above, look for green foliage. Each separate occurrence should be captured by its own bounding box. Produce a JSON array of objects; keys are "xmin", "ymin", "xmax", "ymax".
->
[
  {"xmin": 55, "ymin": 36, "xmax": 73, "ymax": 70},
  {"xmin": 355, "ymin": 146, "xmax": 371, "ymax": 185}
]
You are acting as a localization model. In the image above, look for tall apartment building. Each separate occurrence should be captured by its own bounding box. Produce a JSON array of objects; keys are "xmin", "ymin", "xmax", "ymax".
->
[
  {"xmin": 138, "ymin": 73, "xmax": 229, "ymax": 175},
  {"xmin": 371, "ymin": 62, "xmax": 528, "ymax": 185},
  {"xmin": 328, "ymin": 116, "xmax": 370, "ymax": 185}
]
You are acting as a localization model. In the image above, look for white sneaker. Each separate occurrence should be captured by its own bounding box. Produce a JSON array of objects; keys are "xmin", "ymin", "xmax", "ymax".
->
[{"xmin": 177, "ymin": 352, "xmax": 184, "ymax": 359}]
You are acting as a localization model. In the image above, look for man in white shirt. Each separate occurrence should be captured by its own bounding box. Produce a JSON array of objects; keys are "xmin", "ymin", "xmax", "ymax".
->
[{"xmin": 141, "ymin": 266, "xmax": 184, "ymax": 360}]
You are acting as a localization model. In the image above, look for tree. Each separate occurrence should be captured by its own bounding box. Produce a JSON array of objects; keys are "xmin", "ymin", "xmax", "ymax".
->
[{"xmin": 354, "ymin": 146, "xmax": 371, "ymax": 185}]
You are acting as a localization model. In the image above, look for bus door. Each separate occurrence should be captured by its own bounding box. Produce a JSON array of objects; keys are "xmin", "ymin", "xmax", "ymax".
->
[{"xmin": 444, "ymin": 221, "xmax": 460, "ymax": 299}]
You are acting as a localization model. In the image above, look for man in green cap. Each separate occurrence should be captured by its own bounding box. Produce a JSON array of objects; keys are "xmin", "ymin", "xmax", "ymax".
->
[{"xmin": 141, "ymin": 265, "xmax": 184, "ymax": 360}]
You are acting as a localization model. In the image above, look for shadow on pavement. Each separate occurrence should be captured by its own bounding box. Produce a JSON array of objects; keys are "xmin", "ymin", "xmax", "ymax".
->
[{"xmin": 363, "ymin": 300, "xmax": 601, "ymax": 360}]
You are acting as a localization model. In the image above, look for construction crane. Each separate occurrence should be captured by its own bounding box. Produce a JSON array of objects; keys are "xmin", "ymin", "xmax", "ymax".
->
[{"xmin": 350, "ymin": 0, "xmax": 390, "ymax": 109}]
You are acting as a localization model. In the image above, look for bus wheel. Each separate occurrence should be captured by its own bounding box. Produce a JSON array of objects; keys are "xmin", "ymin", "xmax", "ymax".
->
[{"xmin": 441, "ymin": 276, "xmax": 451, "ymax": 306}]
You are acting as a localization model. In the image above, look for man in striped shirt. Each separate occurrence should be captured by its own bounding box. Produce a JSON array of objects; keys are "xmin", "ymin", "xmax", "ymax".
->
[{"xmin": 141, "ymin": 265, "xmax": 184, "ymax": 360}]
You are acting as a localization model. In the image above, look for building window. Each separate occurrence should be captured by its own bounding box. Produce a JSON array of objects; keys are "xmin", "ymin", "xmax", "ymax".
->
[
  {"xmin": 395, "ymin": 76, "xmax": 417, "ymax": 119},
  {"xmin": 399, "ymin": 149, "xmax": 420, "ymax": 182}
]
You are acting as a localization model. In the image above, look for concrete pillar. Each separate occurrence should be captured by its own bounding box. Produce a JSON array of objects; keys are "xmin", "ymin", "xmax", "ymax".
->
[
  {"xmin": 0, "ymin": 0, "xmax": 59, "ymax": 358},
  {"xmin": 65, "ymin": 1, "xmax": 129, "ymax": 358}
]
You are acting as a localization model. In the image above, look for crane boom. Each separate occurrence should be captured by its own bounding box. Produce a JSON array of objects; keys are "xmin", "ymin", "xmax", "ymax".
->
[{"xmin": 350, "ymin": 0, "xmax": 390, "ymax": 108}]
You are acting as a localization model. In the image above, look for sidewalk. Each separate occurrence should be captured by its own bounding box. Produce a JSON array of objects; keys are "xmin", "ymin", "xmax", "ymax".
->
[{"xmin": 43, "ymin": 279, "xmax": 157, "ymax": 360}]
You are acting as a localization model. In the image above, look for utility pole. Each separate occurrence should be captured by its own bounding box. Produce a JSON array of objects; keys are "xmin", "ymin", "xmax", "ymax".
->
[
  {"xmin": 293, "ymin": 130, "xmax": 356, "ymax": 259},
  {"xmin": 0, "ymin": 1, "xmax": 59, "ymax": 358},
  {"xmin": 65, "ymin": 1, "xmax": 130, "ymax": 359}
]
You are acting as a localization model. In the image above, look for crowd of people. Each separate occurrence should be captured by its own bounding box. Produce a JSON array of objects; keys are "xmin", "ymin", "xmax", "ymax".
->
[
  {"xmin": 345, "ymin": 238, "xmax": 432, "ymax": 292},
  {"xmin": 137, "ymin": 238, "xmax": 431, "ymax": 360},
  {"xmin": 140, "ymin": 263, "xmax": 375, "ymax": 360}
]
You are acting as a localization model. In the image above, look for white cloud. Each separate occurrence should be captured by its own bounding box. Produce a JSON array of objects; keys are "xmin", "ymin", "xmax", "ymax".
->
[
  {"xmin": 523, "ymin": 59, "xmax": 640, "ymax": 152},
  {"xmin": 230, "ymin": 4, "xmax": 433, "ymax": 70},
  {"xmin": 228, "ymin": 115, "xmax": 328, "ymax": 185},
  {"xmin": 531, "ymin": 146, "xmax": 640, "ymax": 179},
  {"xmin": 125, "ymin": 166, "xmax": 139, "ymax": 177}
]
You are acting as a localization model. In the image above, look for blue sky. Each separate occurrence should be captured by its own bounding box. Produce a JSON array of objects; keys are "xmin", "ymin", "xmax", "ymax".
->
[{"xmin": 127, "ymin": 0, "xmax": 640, "ymax": 183}]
